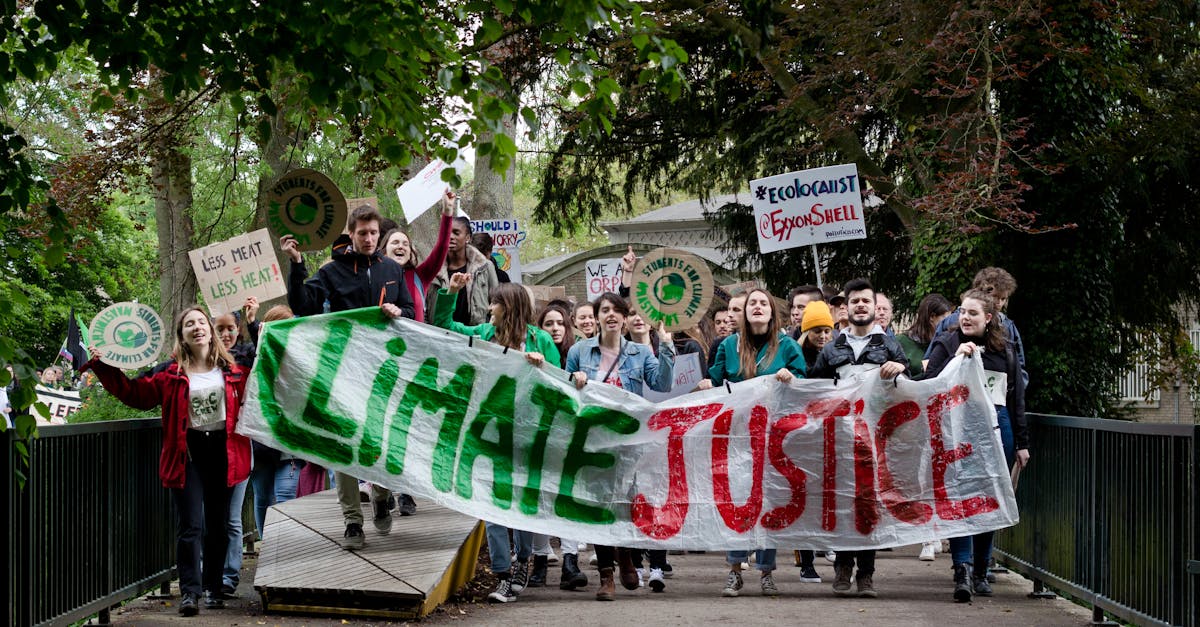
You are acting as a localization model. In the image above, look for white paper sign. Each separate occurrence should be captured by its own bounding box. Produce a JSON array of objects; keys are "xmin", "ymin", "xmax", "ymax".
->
[
  {"xmin": 585, "ymin": 258, "xmax": 625, "ymax": 302},
  {"xmin": 396, "ymin": 160, "xmax": 453, "ymax": 224},
  {"xmin": 749, "ymin": 163, "xmax": 867, "ymax": 253},
  {"xmin": 35, "ymin": 385, "xmax": 80, "ymax": 424},
  {"xmin": 643, "ymin": 352, "xmax": 704, "ymax": 402},
  {"xmin": 188, "ymin": 229, "xmax": 287, "ymax": 316},
  {"xmin": 470, "ymin": 218, "xmax": 524, "ymax": 284}
]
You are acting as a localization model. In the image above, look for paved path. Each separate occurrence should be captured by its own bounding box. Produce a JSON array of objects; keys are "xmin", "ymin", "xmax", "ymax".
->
[{"xmin": 108, "ymin": 546, "xmax": 1092, "ymax": 626}]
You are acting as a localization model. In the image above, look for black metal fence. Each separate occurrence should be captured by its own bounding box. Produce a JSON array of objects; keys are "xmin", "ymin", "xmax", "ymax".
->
[
  {"xmin": 3, "ymin": 419, "xmax": 175, "ymax": 626},
  {"xmin": 995, "ymin": 413, "xmax": 1198, "ymax": 627}
]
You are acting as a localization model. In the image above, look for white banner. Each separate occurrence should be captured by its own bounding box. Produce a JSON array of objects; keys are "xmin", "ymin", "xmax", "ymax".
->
[
  {"xmin": 35, "ymin": 385, "xmax": 80, "ymax": 424},
  {"xmin": 470, "ymin": 218, "xmax": 524, "ymax": 283},
  {"xmin": 585, "ymin": 258, "xmax": 624, "ymax": 302},
  {"xmin": 238, "ymin": 308, "xmax": 1018, "ymax": 550},
  {"xmin": 188, "ymin": 229, "xmax": 286, "ymax": 315},
  {"xmin": 749, "ymin": 163, "xmax": 866, "ymax": 253}
]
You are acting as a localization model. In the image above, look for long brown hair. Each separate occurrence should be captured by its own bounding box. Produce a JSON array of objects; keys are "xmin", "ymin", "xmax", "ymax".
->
[
  {"xmin": 490, "ymin": 283, "xmax": 534, "ymax": 350},
  {"xmin": 536, "ymin": 302, "xmax": 575, "ymax": 367},
  {"xmin": 958, "ymin": 288, "xmax": 1008, "ymax": 353},
  {"xmin": 736, "ymin": 288, "xmax": 782, "ymax": 379},
  {"xmin": 174, "ymin": 306, "xmax": 235, "ymax": 372},
  {"xmin": 905, "ymin": 293, "xmax": 953, "ymax": 344},
  {"xmin": 380, "ymin": 228, "xmax": 422, "ymax": 271},
  {"xmin": 592, "ymin": 292, "xmax": 630, "ymax": 346}
]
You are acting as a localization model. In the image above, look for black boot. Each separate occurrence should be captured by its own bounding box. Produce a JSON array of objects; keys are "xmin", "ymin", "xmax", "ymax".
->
[
  {"xmin": 953, "ymin": 562, "xmax": 973, "ymax": 602},
  {"xmin": 973, "ymin": 561, "xmax": 994, "ymax": 596},
  {"xmin": 528, "ymin": 554, "xmax": 548, "ymax": 587},
  {"xmin": 560, "ymin": 553, "xmax": 589, "ymax": 590}
]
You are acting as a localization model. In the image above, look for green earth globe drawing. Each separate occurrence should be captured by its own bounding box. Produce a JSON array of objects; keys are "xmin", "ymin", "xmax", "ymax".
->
[
  {"xmin": 654, "ymin": 273, "xmax": 687, "ymax": 305},
  {"xmin": 112, "ymin": 321, "xmax": 148, "ymax": 349},
  {"xmin": 285, "ymin": 194, "xmax": 320, "ymax": 225}
]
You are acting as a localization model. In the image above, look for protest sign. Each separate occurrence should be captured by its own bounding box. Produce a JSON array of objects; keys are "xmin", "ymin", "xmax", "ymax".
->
[
  {"xmin": 35, "ymin": 385, "xmax": 80, "ymax": 424},
  {"xmin": 396, "ymin": 160, "xmax": 453, "ymax": 224},
  {"xmin": 264, "ymin": 169, "xmax": 348, "ymax": 252},
  {"xmin": 188, "ymin": 229, "xmax": 287, "ymax": 315},
  {"xmin": 643, "ymin": 352, "xmax": 704, "ymax": 402},
  {"xmin": 749, "ymin": 163, "xmax": 866, "ymax": 253},
  {"xmin": 585, "ymin": 258, "xmax": 624, "ymax": 302},
  {"xmin": 470, "ymin": 218, "xmax": 524, "ymax": 283},
  {"xmin": 629, "ymin": 248, "xmax": 714, "ymax": 333},
  {"xmin": 239, "ymin": 308, "xmax": 1019, "ymax": 550},
  {"xmin": 346, "ymin": 196, "xmax": 378, "ymax": 213},
  {"xmin": 89, "ymin": 302, "xmax": 165, "ymax": 370}
]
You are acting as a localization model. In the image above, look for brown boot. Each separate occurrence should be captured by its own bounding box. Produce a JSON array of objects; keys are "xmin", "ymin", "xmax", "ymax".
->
[
  {"xmin": 616, "ymin": 548, "xmax": 640, "ymax": 590},
  {"xmin": 596, "ymin": 567, "xmax": 615, "ymax": 601}
]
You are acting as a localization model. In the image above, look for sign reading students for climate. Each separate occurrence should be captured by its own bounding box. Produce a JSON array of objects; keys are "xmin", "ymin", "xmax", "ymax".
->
[
  {"xmin": 238, "ymin": 308, "xmax": 1019, "ymax": 550},
  {"xmin": 89, "ymin": 302, "xmax": 165, "ymax": 370},
  {"xmin": 264, "ymin": 168, "xmax": 347, "ymax": 252},
  {"xmin": 470, "ymin": 218, "xmax": 524, "ymax": 283},
  {"xmin": 630, "ymin": 248, "xmax": 713, "ymax": 333},
  {"xmin": 189, "ymin": 229, "xmax": 287, "ymax": 315},
  {"xmin": 749, "ymin": 163, "xmax": 866, "ymax": 253}
]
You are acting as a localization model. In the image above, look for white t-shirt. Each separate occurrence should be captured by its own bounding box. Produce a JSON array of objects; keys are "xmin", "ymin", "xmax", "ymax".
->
[{"xmin": 188, "ymin": 368, "xmax": 226, "ymax": 431}]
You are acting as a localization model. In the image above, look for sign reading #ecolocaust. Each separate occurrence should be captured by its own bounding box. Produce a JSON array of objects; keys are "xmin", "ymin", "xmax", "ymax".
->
[
  {"xmin": 749, "ymin": 163, "xmax": 866, "ymax": 254},
  {"xmin": 89, "ymin": 302, "xmax": 166, "ymax": 370},
  {"xmin": 264, "ymin": 168, "xmax": 348, "ymax": 252}
]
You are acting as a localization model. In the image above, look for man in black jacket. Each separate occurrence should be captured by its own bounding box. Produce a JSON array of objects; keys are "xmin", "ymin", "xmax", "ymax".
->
[
  {"xmin": 808, "ymin": 277, "xmax": 907, "ymax": 599},
  {"xmin": 280, "ymin": 205, "xmax": 415, "ymax": 549}
]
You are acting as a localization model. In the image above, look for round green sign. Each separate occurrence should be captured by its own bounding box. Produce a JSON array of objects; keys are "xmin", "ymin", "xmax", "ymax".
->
[
  {"xmin": 89, "ymin": 302, "xmax": 166, "ymax": 370},
  {"xmin": 264, "ymin": 168, "xmax": 348, "ymax": 252},
  {"xmin": 630, "ymin": 248, "xmax": 714, "ymax": 333}
]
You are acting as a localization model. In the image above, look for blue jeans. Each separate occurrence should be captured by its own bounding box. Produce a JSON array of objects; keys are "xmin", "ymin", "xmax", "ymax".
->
[
  {"xmin": 223, "ymin": 479, "xmax": 248, "ymax": 590},
  {"xmin": 249, "ymin": 460, "xmax": 302, "ymax": 538},
  {"xmin": 727, "ymin": 549, "xmax": 777, "ymax": 572},
  {"xmin": 485, "ymin": 522, "xmax": 532, "ymax": 576},
  {"xmin": 949, "ymin": 406, "xmax": 1016, "ymax": 569}
]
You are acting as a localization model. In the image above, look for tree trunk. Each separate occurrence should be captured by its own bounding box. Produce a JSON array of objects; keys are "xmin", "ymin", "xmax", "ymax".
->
[
  {"xmin": 470, "ymin": 113, "xmax": 517, "ymax": 221},
  {"xmin": 152, "ymin": 133, "xmax": 197, "ymax": 322}
]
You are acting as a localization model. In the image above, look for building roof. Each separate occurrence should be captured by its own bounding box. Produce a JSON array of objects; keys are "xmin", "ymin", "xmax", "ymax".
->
[{"xmin": 600, "ymin": 193, "xmax": 746, "ymax": 231}]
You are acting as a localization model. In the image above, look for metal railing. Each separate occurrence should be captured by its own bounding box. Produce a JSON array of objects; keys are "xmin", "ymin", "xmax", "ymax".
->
[
  {"xmin": 995, "ymin": 413, "xmax": 1198, "ymax": 627},
  {"xmin": 3, "ymin": 419, "xmax": 175, "ymax": 626}
]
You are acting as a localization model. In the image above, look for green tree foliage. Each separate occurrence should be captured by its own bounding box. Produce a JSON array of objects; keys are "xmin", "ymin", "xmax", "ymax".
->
[{"xmin": 534, "ymin": 0, "xmax": 1200, "ymax": 416}]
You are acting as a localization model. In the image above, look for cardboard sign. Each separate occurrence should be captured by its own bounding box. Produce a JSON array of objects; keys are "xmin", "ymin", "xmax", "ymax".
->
[
  {"xmin": 239, "ymin": 308, "xmax": 1019, "ymax": 550},
  {"xmin": 470, "ymin": 218, "xmax": 524, "ymax": 284},
  {"xmin": 188, "ymin": 229, "xmax": 287, "ymax": 315},
  {"xmin": 585, "ymin": 258, "xmax": 624, "ymax": 302},
  {"xmin": 346, "ymin": 196, "xmax": 378, "ymax": 214},
  {"xmin": 749, "ymin": 163, "xmax": 866, "ymax": 253},
  {"xmin": 396, "ymin": 160, "xmax": 453, "ymax": 224},
  {"xmin": 35, "ymin": 385, "xmax": 80, "ymax": 424},
  {"xmin": 89, "ymin": 302, "xmax": 166, "ymax": 370},
  {"xmin": 643, "ymin": 352, "xmax": 704, "ymax": 402},
  {"xmin": 630, "ymin": 248, "xmax": 714, "ymax": 333},
  {"xmin": 264, "ymin": 169, "xmax": 348, "ymax": 252},
  {"xmin": 525, "ymin": 285, "xmax": 566, "ymax": 310}
]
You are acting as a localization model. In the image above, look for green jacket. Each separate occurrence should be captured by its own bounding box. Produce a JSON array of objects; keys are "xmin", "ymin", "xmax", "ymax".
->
[
  {"xmin": 708, "ymin": 332, "xmax": 807, "ymax": 385},
  {"xmin": 433, "ymin": 289, "xmax": 560, "ymax": 365}
]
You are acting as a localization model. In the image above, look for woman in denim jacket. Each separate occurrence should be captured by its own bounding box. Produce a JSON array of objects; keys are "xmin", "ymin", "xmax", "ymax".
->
[{"xmin": 564, "ymin": 292, "xmax": 674, "ymax": 600}]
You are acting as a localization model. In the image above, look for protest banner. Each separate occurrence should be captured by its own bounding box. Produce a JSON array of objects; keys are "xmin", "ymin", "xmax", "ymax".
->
[
  {"xmin": 749, "ymin": 163, "xmax": 866, "ymax": 254},
  {"xmin": 643, "ymin": 352, "xmax": 704, "ymax": 403},
  {"xmin": 188, "ymin": 229, "xmax": 287, "ymax": 315},
  {"xmin": 89, "ymin": 302, "xmax": 166, "ymax": 370},
  {"xmin": 470, "ymin": 218, "xmax": 524, "ymax": 283},
  {"xmin": 585, "ymin": 258, "xmax": 624, "ymax": 302},
  {"xmin": 238, "ymin": 308, "xmax": 1019, "ymax": 550},
  {"xmin": 264, "ymin": 169, "xmax": 348, "ymax": 252},
  {"xmin": 35, "ymin": 385, "xmax": 80, "ymax": 424},
  {"xmin": 396, "ymin": 160, "xmax": 454, "ymax": 224},
  {"xmin": 629, "ymin": 248, "xmax": 714, "ymax": 333}
]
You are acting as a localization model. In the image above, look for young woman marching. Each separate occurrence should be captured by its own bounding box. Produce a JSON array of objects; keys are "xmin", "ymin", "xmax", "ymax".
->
[
  {"xmin": 83, "ymin": 306, "xmax": 253, "ymax": 617},
  {"xmin": 697, "ymin": 288, "xmax": 807, "ymax": 598},
  {"xmin": 380, "ymin": 188, "xmax": 456, "ymax": 324},
  {"xmin": 566, "ymin": 293, "xmax": 675, "ymax": 601},
  {"xmin": 896, "ymin": 293, "xmax": 953, "ymax": 378},
  {"xmin": 434, "ymin": 274, "xmax": 559, "ymax": 604},
  {"xmin": 527, "ymin": 302, "xmax": 590, "ymax": 591},
  {"xmin": 923, "ymin": 289, "xmax": 1030, "ymax": 602}
]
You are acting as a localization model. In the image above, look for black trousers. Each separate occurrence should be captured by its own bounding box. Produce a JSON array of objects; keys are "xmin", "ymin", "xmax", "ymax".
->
[
  {"xmin": 171, "ymin": 430, "xmax": 232, "ymax": 596},
  {"xmin": 834, "ymin": 550, "xmax": 876, "ymax": 577}
]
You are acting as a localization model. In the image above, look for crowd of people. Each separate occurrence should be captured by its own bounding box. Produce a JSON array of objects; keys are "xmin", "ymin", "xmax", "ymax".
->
[{"xmin": 79, "ymin": 191, "xmax": 1031, "ymax": 616}]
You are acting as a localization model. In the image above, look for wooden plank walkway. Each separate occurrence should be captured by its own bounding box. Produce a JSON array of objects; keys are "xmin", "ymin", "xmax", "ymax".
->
[{"xmin": 254, "ymin": 489, "xmax": 484, "ymax": 620}]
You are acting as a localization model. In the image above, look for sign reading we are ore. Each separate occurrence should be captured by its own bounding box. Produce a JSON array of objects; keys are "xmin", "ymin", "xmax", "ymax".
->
[{"xmin": 749, "ymin": 163, "xmax": 867, "ymax": 254}]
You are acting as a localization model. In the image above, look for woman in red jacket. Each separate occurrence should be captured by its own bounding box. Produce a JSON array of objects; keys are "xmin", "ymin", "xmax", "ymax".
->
[{"xmin": 84, "ymin": 306, "xmax": 252, "ymax": 617}]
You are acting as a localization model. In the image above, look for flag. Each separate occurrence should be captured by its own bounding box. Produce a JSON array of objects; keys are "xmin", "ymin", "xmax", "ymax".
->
[{"xmin": 59, "ymin": 308, "xmax": 88, "ymax": 368}]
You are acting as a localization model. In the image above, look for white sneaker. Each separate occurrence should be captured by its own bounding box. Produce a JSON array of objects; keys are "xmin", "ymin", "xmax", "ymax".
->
[
  {"xmin": 919, "ymin": 542, "xmax": 937, "ymax": 561},
  {"xmin": 547, "ymin": 552, "xmax": 559, "ymax": 565},
  {"xmin": 589, "ymin": 553, "xmax": 597, "ymax": 566},
  {"xmin": 823, "ymin": 551, "xmax": 836, "ymax": 564},
  {"xmin": 577, "ymin": 542, "xmax": 588, "ymax": 551},
  {"xmin": 740, "ymin": 561, "xmax": 750, "ymax": 570},
  {"xmin": 648, "ymin": 567, "xmax": 665, "ymax": 592}
]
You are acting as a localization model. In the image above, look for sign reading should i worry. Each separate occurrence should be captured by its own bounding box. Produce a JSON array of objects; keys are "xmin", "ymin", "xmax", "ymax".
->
[
  {"xmin": 238, "ymin": 308, "xmax": 1019, "ymax": 550},
  {"xmin": 188, "ymin": 229, "xmax": 287, "ymax": 315},
  {"xmin": 749, "ymin": 163, "xmax": 866, "ymax": 253}
]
